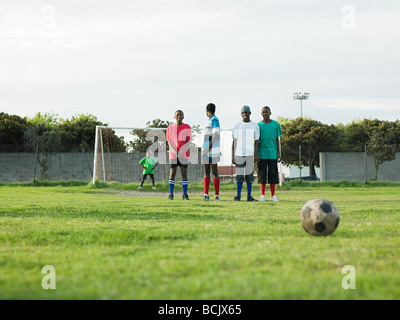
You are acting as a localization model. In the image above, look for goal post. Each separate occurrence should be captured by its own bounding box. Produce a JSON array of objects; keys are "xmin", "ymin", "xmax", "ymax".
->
[
  {"xmin": 92, "ymin": 125, "xmax": 284, "ymax": 185},
  {"xmin": 93, "ymin": 126, "xmax": 171, "ymax": 184}
]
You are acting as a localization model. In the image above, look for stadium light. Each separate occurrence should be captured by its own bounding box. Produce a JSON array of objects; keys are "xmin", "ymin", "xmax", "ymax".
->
[
  {"xmin": 293, "ymin": 92, "xmax": 310, "ymax": 118},
  {"xmin": 293, "ymin": 92, "xmax": 310, "ymax": 182}
]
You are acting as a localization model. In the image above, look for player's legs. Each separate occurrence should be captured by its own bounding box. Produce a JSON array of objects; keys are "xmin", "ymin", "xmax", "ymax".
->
[
  {"xmin": 267, "ymin": 159, "xmax": 279, "ymax": 201},
  {"xmin": 258, "ymin": 159, "xmax": 268, "ymax": 201},
  {"xmin": 203, "ymin": 163, "xmax": 211, "ymax": 200},
  {"xmin": 169, "ymin": 165, "xmax": 177, "ymax": 198},
  {"xmin": 169, "ymin": 166, "xmax": 177, "ymax": 179},
  {"xmin": 234, "ymin": 156, "xmax": 245, "ymax": 200},
  {"xmin": 244, "ymin": 170, "xmax": 256, "ymax": 201},
  {"xmin": 181, "ymin": 165, "xmax": 189, "ymax": 199},
  {"xmin": 242, "ymin": 157, "xmax": 256, "ymax": 201},
  {"xmin": 138, "ymin": 174, "xmax": 148, "ymax": 189},
  {"xmin": 211, "ymin": 163, "xmax": 220, "ymax": 198},
  {"xmin": 211, "ymin": 163, "xmax": 219, "ymax": 178},
  {"xmin": 149, "ymin": 173, "xmax": 156, "ymax": 189},
  {"xmin": 141, "ymin": 174, "xmax": 148, "ymax": 185},
  {"xmin": 204, "ymin": 163, "xmax": 211, "ymax": 178}
]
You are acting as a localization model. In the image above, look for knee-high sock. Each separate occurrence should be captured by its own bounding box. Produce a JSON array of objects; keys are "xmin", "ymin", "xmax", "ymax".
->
[
  {"xmin": 182, "ymin": 180, "xmax": 188, "ymax": 195},
  {"xmin": 270, "ymin": 184, "xmax": 275, "ymax": 197},
  {"xmin": 261, "ymin": 183, "xmax": 266, "ymax": 196},
  {"xmin": 213, "ymin": 178, "xmax": 220, "ymax": 196},
  {"xmin": 169, "ymin": 179, "xmax": 175, "ymax": 194},
  {"xmin": 204, "ymin": 177, "xmax": 210, "ymax": 195},
  {"xmin": 237, "ymin": 182, "xmax": 243, "ymax": 198},
  {"xmin": 247, "ymin": 182, "xmax": 252, "ymax": 198}
]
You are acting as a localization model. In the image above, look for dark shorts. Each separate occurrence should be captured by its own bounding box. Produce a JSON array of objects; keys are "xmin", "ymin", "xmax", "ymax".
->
[
  {"xmin": 142, "ymin": 173, "xmax": 154, "ymax": 180},
  {"xmin": 235, "ymin": 155, "xmax": 255, "ymax": 184},
  {"xmin": 258, "ymin": 159, "xmax": 279, "ymax": 184},
  {"xmin": 170, "ymin": 158, "xmax": 188, "ymax": 168}
]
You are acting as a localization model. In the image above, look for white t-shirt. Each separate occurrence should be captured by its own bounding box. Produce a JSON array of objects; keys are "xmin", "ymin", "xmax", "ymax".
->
[{"xmin": 232, "ymin": 121, "xmax": 260, "ymax": 156}]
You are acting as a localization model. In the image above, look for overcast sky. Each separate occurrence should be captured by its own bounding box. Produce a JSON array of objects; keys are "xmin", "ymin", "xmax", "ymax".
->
[{"xmin": 1, "ymin": 0, "xmax": 399, "ymax": 129}]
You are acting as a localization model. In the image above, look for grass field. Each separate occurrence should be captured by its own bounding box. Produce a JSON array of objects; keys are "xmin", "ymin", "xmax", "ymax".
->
[{"xmin": 0, "ymin": 181, "xmax": 399, "ymax": 300}]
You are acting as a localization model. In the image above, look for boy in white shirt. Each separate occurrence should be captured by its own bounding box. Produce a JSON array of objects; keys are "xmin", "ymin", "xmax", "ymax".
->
[{"xmin": 232, "ymin": 105, "xmax": 260, "ymax": 201}]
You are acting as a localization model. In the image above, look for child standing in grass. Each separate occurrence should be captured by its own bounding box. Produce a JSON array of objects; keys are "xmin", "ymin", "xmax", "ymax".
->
[
  {"xmin": 232, "ymin": 105, "xmax": 260, "ymax": 201},
  {"xmin": 257, "ymin": 106, "xmax": 282, "ymax": 202},
  {"xmin": 138, "ymin": 151, "xmax": 158, "ymax": 190},
  {"xmin": 166, "ymin": 110, "xmax": 192, "ymax": 200},
  {"xmin": 202, "ymin": 103, "xmax": 221, "ymax": 201}
]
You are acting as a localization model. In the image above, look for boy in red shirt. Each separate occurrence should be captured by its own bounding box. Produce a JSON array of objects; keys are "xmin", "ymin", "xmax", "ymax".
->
[{"xmin": 166, "ymin": 110, "xmax": 192, "ymax": 200}]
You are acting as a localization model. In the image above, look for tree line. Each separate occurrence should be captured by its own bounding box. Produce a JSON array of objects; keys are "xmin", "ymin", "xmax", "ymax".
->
[
  {"xmin": 1, "ymin": 112, "xmax": 399, "ymax": 180},
  {"xmin": 279, "ymin": 117, "xmax": 400, "ymax": 180},
  {"xmin": 0, "ymin": 112, "xmax": 110, "ymax": 154}
]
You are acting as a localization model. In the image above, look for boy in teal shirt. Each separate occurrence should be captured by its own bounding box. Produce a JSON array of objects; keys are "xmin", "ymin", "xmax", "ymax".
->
[
  {"xmin": 258, "ymin": 106, "xmax": 282, "ymax": 202},
  {"xmin": 138, "ymin": 151, "xmax": 158, "ymax": 190}
]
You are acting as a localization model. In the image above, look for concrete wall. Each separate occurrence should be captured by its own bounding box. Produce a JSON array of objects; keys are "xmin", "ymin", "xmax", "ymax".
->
[
  {"xmin": 0, "ymin": 152, "xmax": 205, "ymax": 183},
  {"xmin": 0, "ymin": 153, "xmax": 94, "ymax": 182},
  {"xmin": 319, "ymin": 152, "xmax": 400, "ymax": 181},
  {"xmin": 2, "ymin": 152, "xmax": 399, "ymax": 183}
]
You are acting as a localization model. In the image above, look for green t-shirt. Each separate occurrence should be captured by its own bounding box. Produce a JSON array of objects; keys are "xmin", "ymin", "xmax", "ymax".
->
[
  {"xmin": 139, "ymin": 157, "xmax": 157, "ymax": 174},
  {"xmin": 257, "ymin": 120, "xmax": 282, "ymax": 159}
]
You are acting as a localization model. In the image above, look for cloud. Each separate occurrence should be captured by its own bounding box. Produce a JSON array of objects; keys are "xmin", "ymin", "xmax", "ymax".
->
[{"xmin": 1, "ymin": 1, "xmax": 399, "ymax": 127}]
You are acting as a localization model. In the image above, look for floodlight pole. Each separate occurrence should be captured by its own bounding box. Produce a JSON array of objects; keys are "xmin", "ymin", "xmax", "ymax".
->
[{"xmin": 293, "ymin": 92, "xmax": 310, "ymax": 183}]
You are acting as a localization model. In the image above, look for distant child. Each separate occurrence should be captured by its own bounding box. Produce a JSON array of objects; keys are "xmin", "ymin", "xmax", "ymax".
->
[
  {"xmin": 138, "ymin": 151, "xmax": 158, "ymax": 190},
  {"xmin": 232, "ymin": 105, "xmax": 260, "ymax": 201},
  {"xmin": 202, "ymin": 103, "xmax": 221, "ymax": 201},
  {"xmin": 166, "ymin": 110, "xmax": 192, "ymax": 200},
  {"xmin": 257, "ymin": 106, "xmax": 282, "ymax": 202}
]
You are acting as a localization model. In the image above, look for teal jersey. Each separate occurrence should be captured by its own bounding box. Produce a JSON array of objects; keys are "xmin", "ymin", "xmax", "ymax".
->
[{"xmin": 257, "ymin": 120, "xmax": 282, "ymax": 159}]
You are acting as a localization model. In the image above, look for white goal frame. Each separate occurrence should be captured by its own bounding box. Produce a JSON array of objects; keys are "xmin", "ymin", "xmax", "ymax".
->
[{"xmin": 92, "ymin": 125, "xmax": 283, "ymax": 185}]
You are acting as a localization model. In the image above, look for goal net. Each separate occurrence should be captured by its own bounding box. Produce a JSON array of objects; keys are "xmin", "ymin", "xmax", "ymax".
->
[
  {"xmin": 92, "ymin": 126, "xmax": 284, "ymax": 185},
  {"xmin": 92, "ymin": 126, "xmax": 236, "ymax": 184}
]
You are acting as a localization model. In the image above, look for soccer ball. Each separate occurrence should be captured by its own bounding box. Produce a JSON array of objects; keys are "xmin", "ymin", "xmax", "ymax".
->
[{"xmin": 300, "ymin": 198, "xmax": 340, "ymax": 236}]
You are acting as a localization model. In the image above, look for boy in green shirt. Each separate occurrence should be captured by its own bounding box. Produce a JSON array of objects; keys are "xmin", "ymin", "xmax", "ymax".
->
[
  {"xmin": 138, "ymin": 151, "xmax": 158, "ymax": 190},
  {"xmin": 257, "ymin": 106, "xmax": 282, "ymax": 202}
]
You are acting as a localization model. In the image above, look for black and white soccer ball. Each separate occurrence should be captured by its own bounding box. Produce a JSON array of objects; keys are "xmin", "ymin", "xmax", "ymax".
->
[{"xmin": 300, "ymin": 198, "xmax": 340, "ymax": 236}]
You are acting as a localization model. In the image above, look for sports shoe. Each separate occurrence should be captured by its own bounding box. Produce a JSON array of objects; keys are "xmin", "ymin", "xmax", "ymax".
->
[
  {"xmin": 182, "ymin": 194, "xmax": 189, "ymax": 200},
  {"xmin": 202, "ymin": 194, "xmax": 210, "ymax": 201},
  {"xmin": 234, "ymin": 196, "xmax": 241, "ymax": 201},
  {"xmin": 168, "ymin": 193, "xmax": 174, "ymax": 200},
  {"xmin": 260, "ymin": 195, "xmax": 266, "ymax": 202},
  {"xmin": 247, "ymin": 196, "xmax": 258, "ymax": 202},
  {"xmin": 152, "ymin": 186, "xmax": 157, "ymax": 190},
  {"xmin": 271, "ymin": 195, "xmax": 279, "ymax": 202},
  {"xmin": 137, "ymin": 186, "xmax": 143, "ymax": 190},
  {"xmin": 215, "ymin": 195, "xmax": 220, "ymax": 201}
]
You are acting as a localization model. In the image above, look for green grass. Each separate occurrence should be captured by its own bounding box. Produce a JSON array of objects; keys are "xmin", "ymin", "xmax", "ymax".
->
[{"xmin": 0, "ymin": 181, "xmax": 399, "ymax": 299}]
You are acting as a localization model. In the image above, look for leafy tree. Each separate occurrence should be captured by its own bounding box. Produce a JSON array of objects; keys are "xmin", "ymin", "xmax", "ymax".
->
[
  {"xmin": 388, "ymin": 119, "xmax": 400, "ymax": 152},
  {"xmin": 280, "ymin": 118, "xmax": 340, "ymax": 177},
  {"xmin": 25, "ymin": 112, "xmax": 62, "ymax": 153},
  {"xmin": 342, "ymin": 119, "xmax": 382, "ymax": 151},
  {"xmin": 367, "ymin": 129, "xmax": 396, "ymax": 180},
  {"xmin": 0, "ymin": 113, "xmax": 28, "ymax": 152},
  {"xmin": 130, "ymin": 119, "xmax": 172, "ymax": 152},
  {"xmin": 342, "ymin": 119, "xmax": 399, "ymax": 180},
  {"xmin": 23, "ymin": 112, "xmax": 62, "ymax": 180},
  {"xmin": 59, "ymin": 114, "xmax": 110, "ymax": 152}
]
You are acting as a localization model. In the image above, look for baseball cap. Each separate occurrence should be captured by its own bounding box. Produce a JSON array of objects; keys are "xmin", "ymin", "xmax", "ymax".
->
[{"xmin": 241, "ymin": 105, "xmax": 251, "ymax": 114}]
